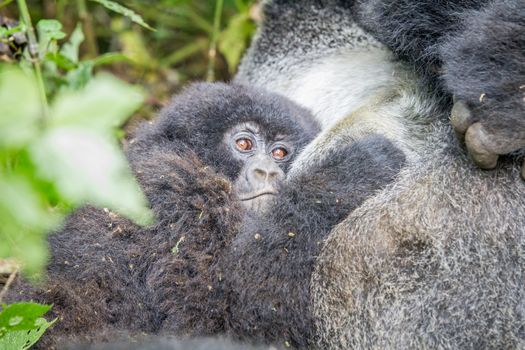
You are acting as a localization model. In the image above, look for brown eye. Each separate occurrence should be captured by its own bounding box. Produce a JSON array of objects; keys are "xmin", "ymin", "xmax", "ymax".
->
[
  {"xmin": 272, "ymin": 147, "xmax": 288, "ymax": 159},
  {"xmin": 235, "ymin": 138, "xmax": 253, "ymax": 151}
]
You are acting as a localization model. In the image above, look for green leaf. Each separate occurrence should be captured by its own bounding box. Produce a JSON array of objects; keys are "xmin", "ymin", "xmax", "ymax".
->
[
  {"xmin": 91, "ymin": 52, "xmax": 131, "ymax": 66},
  {"xmin": 118, "ymin": 30, "xmax": 158, "ymax": 69},
  {"xmin": 0, "ymin": 176, "xmax": 57, "ymax": 232},
  {"xmin": 36, "ymin": 20, "xmax": 66, "ymax": 41},
  {"xmin": 50, "ymin": 74, "xmax": 143, "ymax": 131},
  {"xmin": 63, "ymin": 61, "xmax": 94, "ymax": 91},
  {"xmin": 29, "ymin": 127, "xmax": 154, "ymax": 226},
  {"xmin": 90, "ymin": 0, "xmax": 155, "ymax": 31},
  {"xmin": 44, "ymin": 52, "xmax": 76, "ymax": 71},
  {"xmin": 0, "ymin": 303, "xmax": 51, "ymax": 333},
  {"xmin": 37, "ymin": 19, "xmax": 66, "ymax": 57},
  {"xmin": 0, "ymin": 317, "xmax": 56, "ymax": 349},
  {"xmin": 0, "ymin": 67, "xmax": 41, "ymax": 147},
  {"xmin": 60, "ymin": 23, "xmax": 85, "ymax": 64},
  {"xmin": 219, "ymin": 13, "xmax": 255, "ymax": 73},
  {"xmin": 0, "ymin": 23, "xmax": 24, "ymax": 37},
  {"xmin": 0, "ymin": 175, "xmax": 59, "ymax": 274}
]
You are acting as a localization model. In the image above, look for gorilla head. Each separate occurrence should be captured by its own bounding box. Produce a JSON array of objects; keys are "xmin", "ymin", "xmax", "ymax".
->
[{"xmin": 132, "ymin": 82, "xmax": 319, "ymax": 212}]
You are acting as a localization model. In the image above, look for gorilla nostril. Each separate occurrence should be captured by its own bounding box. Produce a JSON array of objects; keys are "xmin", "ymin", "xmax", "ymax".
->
[
  {"xmin": 254, "ymin": 168, "xmax": 268, "ymax": 179},
  {"xmin": 269, "ymin": 171, "xmax": 282, "ymax": 180}
]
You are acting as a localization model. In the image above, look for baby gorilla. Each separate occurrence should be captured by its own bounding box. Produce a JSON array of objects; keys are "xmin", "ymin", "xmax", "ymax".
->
[
  {"xmin": 6, "ymin": 83, "xmax": 405, "ymax": 349},
  {"xmin": 6, "ymin": 82, "xmax": 317, "ymax": 348}
]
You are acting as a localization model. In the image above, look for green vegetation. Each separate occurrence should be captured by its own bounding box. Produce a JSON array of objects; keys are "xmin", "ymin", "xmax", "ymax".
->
[{"xmin": 0, "ymin": 303, "xmax": 56, "ymax": 349}]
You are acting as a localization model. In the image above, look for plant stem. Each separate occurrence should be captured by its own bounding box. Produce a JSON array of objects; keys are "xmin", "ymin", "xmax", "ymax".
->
[
  {"xmin": 162, "ymin": 38, "xmax": 208, "ymax": 66},
  {"xmin": 206, "ymin": 0, "xmax": 224, "ymax": 82},
  {"xmin": 16, "ymin": 0, "xmax": 49, "ymax": 122},
  {"xmin": 77, "ymin": 0, "xmax": 98, "ymax": 58},
  {"xmin": 0, "ymin": 268, "xmax": 18, "ymax": 304}
]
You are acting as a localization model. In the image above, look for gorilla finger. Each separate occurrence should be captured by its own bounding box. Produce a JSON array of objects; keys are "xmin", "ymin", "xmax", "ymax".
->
[
  {"xmin": 469, "ymin": 120, "xmax": 525, "ymax": 152},
  {"xmin": 450, "ymin": 100, "xmax": 475, "ymax": 141},
  {"xmin": 465, "ymin": 123, "xmax": 499, "ymax": 169}
]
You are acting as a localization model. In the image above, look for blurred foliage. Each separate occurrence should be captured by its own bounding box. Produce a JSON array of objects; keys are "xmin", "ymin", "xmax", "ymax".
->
[
  {"xmin": 1, "ymin": 0, "xmax": 158, "ymax": 275},
  {"xmin": 0, "ymin": 0, "xmax": 257, "ymax": 346},
  {"xmin": 0, "ymin": 65, "xmax": 152, "ymax": 277}
]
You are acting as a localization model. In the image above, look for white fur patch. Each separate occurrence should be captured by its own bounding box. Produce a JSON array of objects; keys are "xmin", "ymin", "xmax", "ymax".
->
[{"xmin": 285, "ymin": 50, "xmax": 398, "ymax": 129}]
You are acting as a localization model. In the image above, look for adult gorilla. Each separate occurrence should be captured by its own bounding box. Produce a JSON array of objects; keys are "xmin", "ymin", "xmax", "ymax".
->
[{"xmin": 235, "ymin": 0, "xmax": 525, "ymax": 348}]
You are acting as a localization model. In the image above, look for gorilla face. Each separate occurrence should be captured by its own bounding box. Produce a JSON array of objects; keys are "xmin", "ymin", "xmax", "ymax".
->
[
  {"xmin": 134, "ymin": 82, "xmax": 320, "ymax": 213},
  {"xmin": 224, "ymin": 121, "xmax": 296, "ymax": 212}
]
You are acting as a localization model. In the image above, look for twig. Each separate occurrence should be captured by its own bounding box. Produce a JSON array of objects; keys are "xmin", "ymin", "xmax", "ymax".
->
[
  {"xmin": 206, "ymin": 0, "xmax": 224, "ymax": 82},
  {"xmin": 0, "ymin": 268, "xmax": 19, "ymax": 304}
]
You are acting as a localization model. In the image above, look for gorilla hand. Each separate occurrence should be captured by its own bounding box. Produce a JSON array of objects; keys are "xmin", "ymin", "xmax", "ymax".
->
[
  {"xmin": 451, "ymin": 99, "xmax": 525, "ymax": 178},
  {"xmin": 441, "ymin": 0, "xmax": 525, "ymax": 177}
]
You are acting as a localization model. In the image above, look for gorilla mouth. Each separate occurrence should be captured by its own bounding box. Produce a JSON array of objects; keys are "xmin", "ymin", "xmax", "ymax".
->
[{"xmin": 239, "ymin": 190, "xmax": 277, "ymax": 201}]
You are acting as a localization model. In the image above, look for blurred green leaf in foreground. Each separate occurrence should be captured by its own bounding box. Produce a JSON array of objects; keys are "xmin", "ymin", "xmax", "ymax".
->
[
  {"xmin": 0, "ymin": 302, "xmax": 55, "ymax": 349},
  {"xmin": 0, "ymin": 5, "xmax": 156, "ymax": 346},
  {"xmin": 0, "ymin": 65, "xmax": 153, "ymax": 277}
]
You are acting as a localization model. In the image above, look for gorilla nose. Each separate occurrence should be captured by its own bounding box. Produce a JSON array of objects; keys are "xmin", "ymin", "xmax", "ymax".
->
[
  {"xmin": 254, "ymin": 168, "xmax": 282, "ymax": 181},
  {"xmin": 248, "ymin": 158, "xmax": 285, "ymax": 184}
]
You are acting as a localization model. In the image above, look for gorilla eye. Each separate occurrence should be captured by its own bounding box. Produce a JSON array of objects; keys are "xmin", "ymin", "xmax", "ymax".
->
[
  {"xmin": 272, "ymin": 147, "xmax": 288, "ymax": 160},
  {"xmin": 235, "ymin": 138, "xmax": 253, "ymax": 151}
]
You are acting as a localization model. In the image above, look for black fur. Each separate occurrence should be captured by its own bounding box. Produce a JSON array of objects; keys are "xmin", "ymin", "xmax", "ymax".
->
[
  {"xmin": 440, "ymin": 0, "xmax": 525, "ymax": 138},
  {"xmin": 72, "ymin": 337, "xmax": 273, "ymax": 350},
  {"xmin": 214, "ymin": 135, "xmax": 406, "ymax": 347},
  {"xmin": 354, "ymin": 0, "xmax": 485, "ymax": 82}
]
